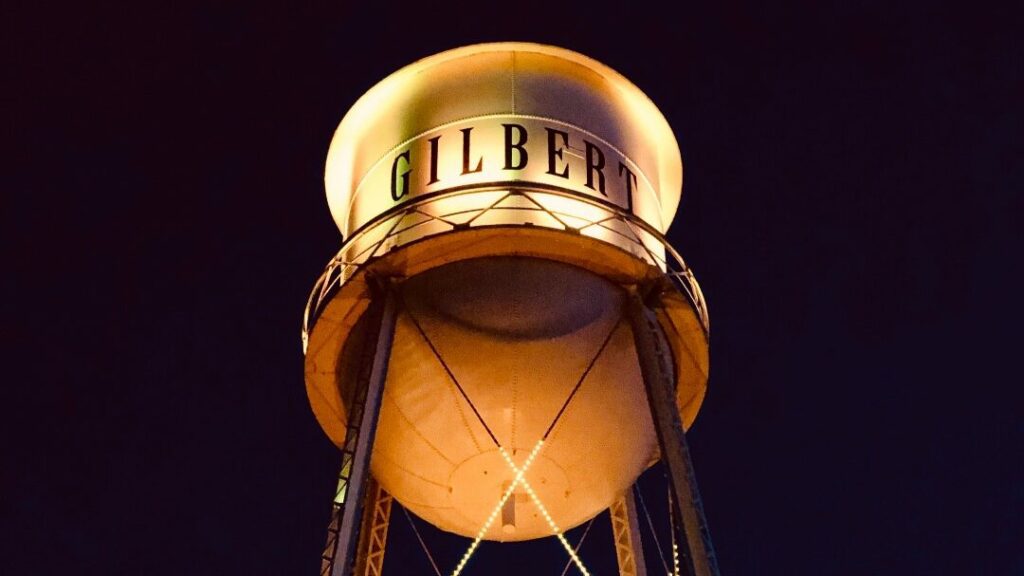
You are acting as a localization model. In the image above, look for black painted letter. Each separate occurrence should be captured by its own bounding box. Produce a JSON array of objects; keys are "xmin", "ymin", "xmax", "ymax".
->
[
  {"xmin": 461, "ymin": 128, "xmax": 483, "ymax": 174},
  {"xmin": 584, "ymin": 140, "xmax": 606, "ymax": 195},
  {"xmin": 545, "ymin": 128, "xmax": 569, "ymax": 179},
  {"xmin": 503, "ymin": 123, "xmax": 528, "ymax": 170},
  {"xmin": 427, "ymin": 136, "xmax": 441, "ymax": 185},
  {"xmin": 391, "ymin": 150, "xmax": 411, "ymax": 201},
  {"xmin": 618, "ymin": 162, "xmax": 638, "ymax": 212}
]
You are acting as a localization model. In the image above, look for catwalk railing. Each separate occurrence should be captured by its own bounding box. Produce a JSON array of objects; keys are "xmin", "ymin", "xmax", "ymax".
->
[{"xmin": 303, "ymin": 186, "xmax": 708, "ymax": 353}]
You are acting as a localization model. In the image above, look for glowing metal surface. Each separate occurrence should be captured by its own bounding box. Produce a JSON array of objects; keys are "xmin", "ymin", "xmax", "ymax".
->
[{"xmin": 324, "ymin": 43, "xmax": 684, "ymax": 239}]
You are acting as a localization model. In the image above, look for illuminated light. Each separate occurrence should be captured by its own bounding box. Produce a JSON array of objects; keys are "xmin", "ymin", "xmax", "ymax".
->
[
  {"xmin": 672, "ymin": 541, "xmax": 681, "ymax": 576},
  {"xmin": 498, "ymin": 446, "xmax": 591, "ymax": 576},
  {"xmin": 450, "ymin": 440, "xmax": 545, "ymax": 576}
]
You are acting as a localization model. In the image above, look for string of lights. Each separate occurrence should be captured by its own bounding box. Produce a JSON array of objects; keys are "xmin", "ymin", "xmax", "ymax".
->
[
  {"xmin": 668, "ymin": 487, "xmax": 681, "ymax": 576},
  {"xmin": 450, "ymin": 440, "xmax": 545, "ymax": 576},
  {"xmin": 498, "ymin": 445, "xmax": 591, "ymax": 576}
]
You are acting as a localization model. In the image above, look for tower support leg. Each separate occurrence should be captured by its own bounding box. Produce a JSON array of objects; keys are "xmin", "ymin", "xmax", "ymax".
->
[
  {"xmin": 354, "ymin": 478, "xmax": 393, "ymax": 576},
  {"xmin": 610, "ymin": 488, "xmax": 648, "ymax": 576},
  {"xmin": 321, "ymin": 287, "xmax": 399, "ymax": 576},
  {"xmin": 627, "ymin": 294, "xmax": 720, "ymax": 576}
]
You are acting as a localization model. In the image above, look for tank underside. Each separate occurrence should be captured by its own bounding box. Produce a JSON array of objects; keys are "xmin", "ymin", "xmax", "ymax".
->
[
  {"xmin": 335, "ymin": 256, "xmax": 654, "ymax": 540},
  {"xmin": 304, "ymin": 226, "xmax": 709, "ymax": 541}
]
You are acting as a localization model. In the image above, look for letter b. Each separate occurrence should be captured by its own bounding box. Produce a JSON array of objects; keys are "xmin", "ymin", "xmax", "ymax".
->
[{"xmin": 503, "ymin": 123, "xmax": 528, "ymax": 170}]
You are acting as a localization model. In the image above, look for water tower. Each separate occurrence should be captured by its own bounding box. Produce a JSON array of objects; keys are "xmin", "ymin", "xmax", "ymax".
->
[{"xmin": 302, "ymin": 43, "xmax": 718, "ymax": 576}]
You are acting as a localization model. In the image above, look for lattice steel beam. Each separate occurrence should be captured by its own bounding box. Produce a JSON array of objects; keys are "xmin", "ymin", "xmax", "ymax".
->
[
  {"xmin": 610, "ymin": 490, "xmax": 648, "ymax": 576},
  {"xmin": 354, "ymin": 478, "xmax": 393, "ymax": 576}
]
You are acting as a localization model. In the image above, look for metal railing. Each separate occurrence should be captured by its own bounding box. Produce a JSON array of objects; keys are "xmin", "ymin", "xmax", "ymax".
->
[{"xmin": 302, "ymin": 186, "xmax": 708, "ymax": 353}]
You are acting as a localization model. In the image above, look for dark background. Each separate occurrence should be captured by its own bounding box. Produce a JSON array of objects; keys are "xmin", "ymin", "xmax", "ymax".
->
[{"xmin": 5, "ymin": 1, "xmax": 1022, "ymax": 574}]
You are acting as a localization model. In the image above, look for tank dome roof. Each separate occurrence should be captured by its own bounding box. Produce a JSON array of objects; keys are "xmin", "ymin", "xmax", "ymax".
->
[{"xmin": 325, "ymin": 42, "xmax": 683, "ymax": 237}]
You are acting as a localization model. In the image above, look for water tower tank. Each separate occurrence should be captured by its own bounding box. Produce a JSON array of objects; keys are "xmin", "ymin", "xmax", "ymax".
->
[{"xmin": 303, "ymin": 43, "xmax": 710, "ymax": 545}]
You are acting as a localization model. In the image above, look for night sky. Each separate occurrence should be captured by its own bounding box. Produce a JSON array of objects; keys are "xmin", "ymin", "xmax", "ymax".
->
[{"xmin": 6, "ymin": 1, "xmax": 1022, "ymax": 574}]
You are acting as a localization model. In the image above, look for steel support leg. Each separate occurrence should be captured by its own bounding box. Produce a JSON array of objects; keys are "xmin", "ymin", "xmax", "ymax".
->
[
  {"xmin": 320, "ymin": 287, "xmax": 399, "ymax": 576},
  {"xmin": 354, "ymin": 478, "xmax": 393, "ymax": 576},
  {"xmin": 610, "ymin": 488, "xmax": 648, "ymax": 576},
  {"xmin": 627, "ymin": 294, "xmax": 720, "ymax": 576}
]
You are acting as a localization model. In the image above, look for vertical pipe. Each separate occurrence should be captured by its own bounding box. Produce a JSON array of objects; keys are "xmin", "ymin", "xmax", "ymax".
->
[
  {"xmin": 501, "ymin": 482, "xmax": 516, "ymax": 535},
  {"xmin": 330, "ymin": 287, "xmax": 399, "ymax": 576},
  {"xmin": 627, "ymin": 293, "xmax": 719, "ymax": 576}
]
